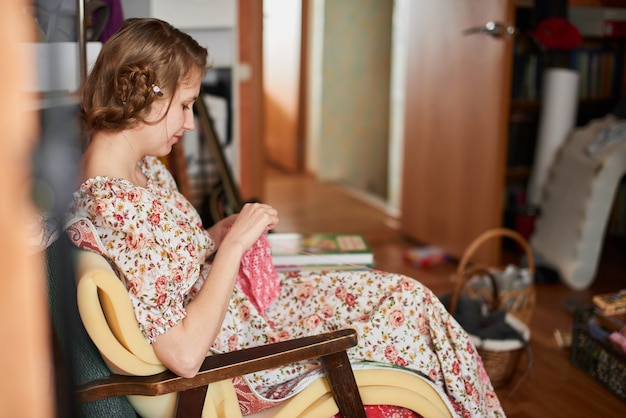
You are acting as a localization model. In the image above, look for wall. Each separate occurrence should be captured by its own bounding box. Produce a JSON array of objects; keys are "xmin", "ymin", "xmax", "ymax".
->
[
  {"xmin": 311, "ymin": 0, "xmax": 393, "ymax": 200},
  {"xmin": 122, "ymin": 0, "xmax": 235, "ymax": 27},
  {"xmin": 121, "ymin": 0, "xmax": 235, "ymax": 68}
]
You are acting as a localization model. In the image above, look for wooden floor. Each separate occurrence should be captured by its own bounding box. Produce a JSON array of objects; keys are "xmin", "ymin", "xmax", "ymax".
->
[{"xmin": 264, "ymin": 169, "xmax": 626, "ymax": 418}]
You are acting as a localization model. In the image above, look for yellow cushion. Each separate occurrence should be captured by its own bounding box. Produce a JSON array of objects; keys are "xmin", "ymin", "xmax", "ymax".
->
[
  {"xmin": 75, "ymin": 250, "xmax": 241, "ymax": 418},
  {"xmin": 250, "ymin": 368, "xmax": 453, "ymax": 418},
  {"xmin": 76, "ymin": 250, "xmax": 164, "ymax": 375}
]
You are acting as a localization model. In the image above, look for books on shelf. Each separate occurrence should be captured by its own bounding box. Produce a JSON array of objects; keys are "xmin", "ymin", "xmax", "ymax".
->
[
  {"xmin": 268, "ymin": 232, "xmax": 374, "ymax": 270},
  {"xmin": 510, "ymin": 48, "xmax": 619, "ymax": 101}
]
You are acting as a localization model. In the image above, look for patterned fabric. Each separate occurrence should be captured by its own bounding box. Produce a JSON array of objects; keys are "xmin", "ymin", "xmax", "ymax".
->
[
  {"xmin": 232, "ymin": 376, "xmax": 278, "ymax": 415},
  {"xmin": 66, "ymin": 217, "xmax": 107, "ymax": 254},
  {"xmin": 71, "ymin": 156, "xmax": 214, "ymax": 343},
  {"xmin": 233, "ymin": 229, "xmax": 280, "ymax": 312},
  {"xmin": 69, "ymin": 156, "xmax": 506, "ymax": 417}
]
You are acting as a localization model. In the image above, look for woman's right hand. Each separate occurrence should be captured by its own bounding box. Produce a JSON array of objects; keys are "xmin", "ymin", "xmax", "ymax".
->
[{"xmin": 221, "ymin": 202, "xmax": 279, "ymax": 252}]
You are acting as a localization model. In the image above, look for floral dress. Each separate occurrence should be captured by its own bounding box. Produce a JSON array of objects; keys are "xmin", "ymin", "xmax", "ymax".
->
[{"xmin": 70, "ymin": 156, "xmax": 505, "ymax": 417}]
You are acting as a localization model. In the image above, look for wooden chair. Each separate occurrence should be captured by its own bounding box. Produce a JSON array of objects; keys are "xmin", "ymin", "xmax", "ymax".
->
[
  {"xmin": 46, "ymin": 236, "xmax": 366, "ymax": 418},
  {"xmin": 48, "ymin": 235, "xmax": 454, "ymax": 418}
]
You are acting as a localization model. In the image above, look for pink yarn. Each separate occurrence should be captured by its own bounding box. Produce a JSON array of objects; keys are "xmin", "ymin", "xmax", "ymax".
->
[{"xmin": 237, "ymin": 233, "xmax": 280, "ymax": 312}]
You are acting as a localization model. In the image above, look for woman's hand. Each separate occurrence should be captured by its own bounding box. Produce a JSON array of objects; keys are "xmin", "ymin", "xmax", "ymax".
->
[
  {"xmin": 206, "ymin": 213, "xmax": 239, "ymax": 247},
  {"xmin": 154, "ymin": 202, "xmax": 278, "ymax": 377},
  {"xmin": 221, "ymin": 203, "xmax": 279, "ymax": 252}
]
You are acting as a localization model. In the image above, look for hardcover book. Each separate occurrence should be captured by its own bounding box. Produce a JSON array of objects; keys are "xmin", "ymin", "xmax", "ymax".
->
[{"xmin": 267, "ymin": 232, "xmax": 374, "ymax": 268}]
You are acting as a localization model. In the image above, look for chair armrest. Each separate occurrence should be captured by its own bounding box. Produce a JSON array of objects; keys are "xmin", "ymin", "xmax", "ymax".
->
[{"xmin": 76, "ymin": 328, "xmax": 363, "ymax": 416}]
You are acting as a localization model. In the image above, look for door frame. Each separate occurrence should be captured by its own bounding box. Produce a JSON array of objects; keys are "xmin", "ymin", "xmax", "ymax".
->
[{"xmin": 237, "ymin": 0, "xmax": 265, "ymax": 201}]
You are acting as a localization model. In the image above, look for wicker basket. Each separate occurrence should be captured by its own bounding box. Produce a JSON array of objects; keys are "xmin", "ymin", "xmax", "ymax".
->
[
  {"xmin": 454, "ymin": 228, "xmax": 536, "ymax": 325},
  {"xmin": 448, "ymin": 265, "xmax": 531, "ymax": 388}
]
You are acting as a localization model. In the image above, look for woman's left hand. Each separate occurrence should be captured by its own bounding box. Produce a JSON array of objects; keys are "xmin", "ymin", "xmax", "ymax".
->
[
  {"xmin": 207, "ymin": 214, "xmax": 239, "ymax": 247},
  {"xmin": 222, "ymin": 203, "xmax": 279, "ymax": 252}
]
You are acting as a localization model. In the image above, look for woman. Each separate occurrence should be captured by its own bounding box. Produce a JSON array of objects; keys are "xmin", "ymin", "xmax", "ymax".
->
[{"xmin": 70, "ymin": 18, "xmax": 505, "ymax": 417}]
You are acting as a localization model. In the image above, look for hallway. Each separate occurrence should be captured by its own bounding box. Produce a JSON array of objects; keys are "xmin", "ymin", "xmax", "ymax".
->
[{"xmin": 264, "ymin": 169, "xmax": 626, "ymax": 417}]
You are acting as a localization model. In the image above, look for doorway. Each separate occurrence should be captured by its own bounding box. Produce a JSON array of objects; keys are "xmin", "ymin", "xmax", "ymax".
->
[
  {"xmin": 262, "ymin": 0, "xmax": 396, "ymax": 208},
  {"xmin": 263, "ymin": 0, "xmax": 305, "ymax": 173}
]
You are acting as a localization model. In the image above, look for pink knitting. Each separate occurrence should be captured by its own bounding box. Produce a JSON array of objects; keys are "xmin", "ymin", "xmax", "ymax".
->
[{"xmin": 237, "ymin": 233, "xmax": 280, "ymax": 312}]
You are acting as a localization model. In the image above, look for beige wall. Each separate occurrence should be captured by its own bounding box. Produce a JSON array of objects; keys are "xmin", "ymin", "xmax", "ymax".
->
[{"xmin": 314, "ymin": 0, "xmax": 393, "ymax": 200}]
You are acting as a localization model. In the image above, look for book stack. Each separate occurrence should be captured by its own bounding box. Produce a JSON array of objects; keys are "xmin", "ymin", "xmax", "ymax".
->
[
  {"xmin": 591, "ymin": 290, "xmax": 626, "ymax": 355},
  {"xmin": 268, "ymin": 232, "xmax": 374, "ymax": 271}
]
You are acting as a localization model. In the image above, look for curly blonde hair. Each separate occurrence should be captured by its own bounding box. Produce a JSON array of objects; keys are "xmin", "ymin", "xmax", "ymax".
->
[{"xmin": 80, "ymin": 18, "xmax": 209, "ymax": 143}]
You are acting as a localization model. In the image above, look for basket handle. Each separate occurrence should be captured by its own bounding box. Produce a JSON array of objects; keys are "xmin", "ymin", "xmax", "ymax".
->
[
  {"xmin": 448, "ymin": 266, "xmax": 500, "ymax": 317},
  {"xmin": 456, "ymin": 228, "xmax": 535, "ymax": 278}
]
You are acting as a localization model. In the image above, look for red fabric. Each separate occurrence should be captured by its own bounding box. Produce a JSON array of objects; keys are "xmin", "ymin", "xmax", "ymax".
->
[
  {"xmin": 233, "ymin": 376, "xmax": 278, "ymax": 415},
  {"xmin": 334, "ymin": 405, "xmax": 422, "ymax": 418},
  {"xmin": 529, "ymin": 17, "xmax": 582, "ymax": 51},
  {"xmin": 237, "ymin": 233, "xmax": 281, "ymax": 312}
]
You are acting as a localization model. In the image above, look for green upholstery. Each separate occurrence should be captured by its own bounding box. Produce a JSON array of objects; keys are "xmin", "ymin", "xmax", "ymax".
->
[{"xmin": 46, "ymin": 235, "xmax": 138, "ymax": 418}]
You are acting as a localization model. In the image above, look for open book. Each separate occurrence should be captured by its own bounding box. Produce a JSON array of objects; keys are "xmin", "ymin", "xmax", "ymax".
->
[{"xmin": 267, "ymin": 233, "xmax": 374, "ymax": 270}]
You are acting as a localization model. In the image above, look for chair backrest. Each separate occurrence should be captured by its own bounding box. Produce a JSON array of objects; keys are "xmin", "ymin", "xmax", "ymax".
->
[
  {"xmin": 75, "ymin": 248, "xmax": 243, "ymax": 418},
  {"xmin": 75, "ymin": 249, "xmax": 165, "ymax": 375},
  {"xmin": 75, "ymin": 248, "xmax": 183, "ymax": 418},
  {"xmin": 46, "ymin": 236, "xmax": 138, "ymax": 418}
]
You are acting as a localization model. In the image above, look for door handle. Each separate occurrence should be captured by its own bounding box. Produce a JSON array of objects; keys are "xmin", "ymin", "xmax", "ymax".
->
[{"xmin": 463, "ymin": 21, "xmax": 517, "ymax": 39}]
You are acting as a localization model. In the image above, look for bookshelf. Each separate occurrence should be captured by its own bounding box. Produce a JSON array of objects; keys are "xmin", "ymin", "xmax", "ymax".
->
[{"xmin": 504, "ymin": 1, "xmax": 626, "ymax": 231}]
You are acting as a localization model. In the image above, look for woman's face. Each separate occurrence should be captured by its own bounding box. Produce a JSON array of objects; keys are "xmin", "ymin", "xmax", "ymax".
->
[{"xmin": 140, "ymin": 69, "xmax": 203, "ymax": 157}]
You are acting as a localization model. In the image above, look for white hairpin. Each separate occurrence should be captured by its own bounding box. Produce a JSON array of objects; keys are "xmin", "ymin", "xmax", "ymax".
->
[{"xmin": 152, "ymin": 84, "xmax": 163, "ymax": 96}]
